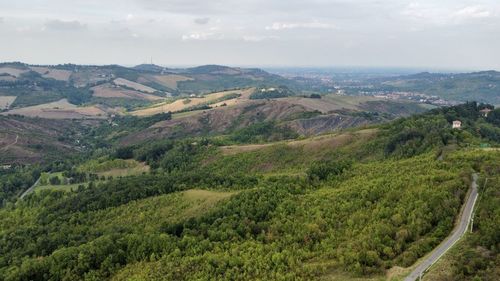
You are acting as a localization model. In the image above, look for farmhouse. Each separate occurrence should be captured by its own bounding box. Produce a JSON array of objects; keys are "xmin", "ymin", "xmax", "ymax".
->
[
  {"xmin": 479, "ymin": 108, "xmax": 492, "ymax": 117},
  {"xmin": 452, "ymin": 120, "xmax": 462, "ymax": 129}
]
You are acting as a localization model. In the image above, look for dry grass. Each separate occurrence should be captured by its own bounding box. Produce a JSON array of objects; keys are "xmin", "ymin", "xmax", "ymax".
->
[
  {"xmin": 131, "ymin": 89, "xmax": 246, "ymax": 116},
  {"xmin": 30, "ymin": 66, "xmax": 72, "ymax": 81},
  {"xmin": 1, "ymin": 99, "xmax": 107, "ymax": 119},
  {"xmin": 0, "ymin": 96, "xmax": 17, "ymax": 110},
  {"xmin": 210, "ymin": 87, "xmax": 254, "ymax": 107},
  {"xmin": 91, "ymin": 83, "xmax": 163, "ymax": 101},
  {"xmin": 113, "ymin": 78, "xmax": 157, "ymax": 93}
]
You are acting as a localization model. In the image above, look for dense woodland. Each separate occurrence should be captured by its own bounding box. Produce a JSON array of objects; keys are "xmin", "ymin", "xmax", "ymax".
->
[{"xmin": 0, "ymin": 102, "xmax": 499, "ymax": 280}]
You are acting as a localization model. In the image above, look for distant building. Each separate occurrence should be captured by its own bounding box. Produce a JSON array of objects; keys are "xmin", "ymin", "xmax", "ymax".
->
[
  {"xmin": 479, "ymin": 108, "xmax": 492, "ymax": 117},
  {"xmin": 452, "ymin": 120, "xmax": 462, "ymax": 129}
]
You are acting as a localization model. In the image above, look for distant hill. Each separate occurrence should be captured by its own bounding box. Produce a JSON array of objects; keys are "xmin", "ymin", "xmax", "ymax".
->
[
  {"xmin": 0, "ymin": 63, "xmax": 298, "ymax": 110},
  {"xmin": 373, "ymin": 71, "xmax": 500, "ymax": 105}
]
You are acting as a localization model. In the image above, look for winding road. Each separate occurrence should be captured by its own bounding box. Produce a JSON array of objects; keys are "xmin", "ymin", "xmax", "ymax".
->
[
  {"xmin": 404, "ymin": 173, "xmax": 479, "ymax": 281},
  {"xmin": 19, "ymin": 175, "xmax": 41, "ymax": 199}
]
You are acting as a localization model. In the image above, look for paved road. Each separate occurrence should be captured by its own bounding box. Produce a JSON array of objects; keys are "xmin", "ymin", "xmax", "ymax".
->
[
  {"xmin": 19, "ymin": 175, "xmax": 41, "ymax": 199},
  {"xmin": 404, "ymin": 173, "xmax": 479, "ymax": 281}
]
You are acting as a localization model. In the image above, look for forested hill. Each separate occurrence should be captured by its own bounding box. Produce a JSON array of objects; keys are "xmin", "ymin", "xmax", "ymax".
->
[{"xmin": 0, "ymin": 102, "xmax": 499, "ymax": 281}]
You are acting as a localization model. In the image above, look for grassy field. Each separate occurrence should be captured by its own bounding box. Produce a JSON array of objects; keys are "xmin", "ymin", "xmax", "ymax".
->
[
  {"xmin": 96, "ymin": 189, "xmax": 237, "ymax": 233},
  {"xmin": 36, "ymin": 172, "xmax": 80, "ymax": 193},
  {"xmin": 35, "ymin": 160, "xmax": 151, "ymax": 192},
  {"xmin": 78, "ymin": 158, "xmax": 150, "ymax": 176}
]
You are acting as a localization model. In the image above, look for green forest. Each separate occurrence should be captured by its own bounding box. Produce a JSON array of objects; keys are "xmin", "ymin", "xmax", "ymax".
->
[{"xmin": 0, "ymin": 102, "xmax": 499, "ymax": 280}]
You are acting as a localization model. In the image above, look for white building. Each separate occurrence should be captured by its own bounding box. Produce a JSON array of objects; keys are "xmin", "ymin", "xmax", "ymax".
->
[{"xmin": 452, "ymin": 120, "xmax": 462, "ymax": 129}]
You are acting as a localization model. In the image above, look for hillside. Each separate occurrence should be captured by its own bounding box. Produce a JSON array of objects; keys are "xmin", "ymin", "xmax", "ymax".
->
[
  {"xmin": 0, "ymin": 116, "xmax": 95, "ymax": 164},
  {"xmin": 0, "ymin": 102, "xmax": 499, "ymax": 281}
]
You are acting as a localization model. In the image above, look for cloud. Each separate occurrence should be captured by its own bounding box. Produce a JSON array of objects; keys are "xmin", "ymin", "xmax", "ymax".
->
[
  {"xmin": 265, "ymin": 21, "xmax": 336, "ymax": 31},
  {"xmin": 402, "ymin": 3, "xmax": 494, "ymax": 26},
  {"xmin": 0, "ymin": 17, "xmax": 4, "ymax": 24},
  {"xmin": 194, "ymin": 17, "xmax": 210, "ymax": 25},
  {"xmin": 242, "ymin": 35, "xmax": 279, "ymax": 42},
  {"xmin": 453, "ymin": 6, "xmax": 491, "ymax": 20},
  {"xmin": 181, "ymin": 32, "xmax": 223, "ymax": 40},
  {"xmin": 43, "ymin": 20, "xmax": 87, "ymax": 31}
]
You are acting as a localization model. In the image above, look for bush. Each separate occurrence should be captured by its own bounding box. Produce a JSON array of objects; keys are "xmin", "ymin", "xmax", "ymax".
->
[{"xmin": 307, "ymin": 160, "xmax": 351, "ymax": 181}]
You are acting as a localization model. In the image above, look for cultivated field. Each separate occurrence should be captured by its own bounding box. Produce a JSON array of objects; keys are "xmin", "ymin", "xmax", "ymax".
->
[
  {"xmin": 91, "ymin": 83, "xmax": 163, "ymax": 101},
  {"xmin": 141, "ymin": 74, "xmax": 193, "ymax": 89},
  {"xmin": 30, "ymin": 66, "xmax": 73, "ymax": 81},
  {"xmin": 131, "ymin": 89, "xmax": 249, "ymax": 116},
  {"xmin": 1, "ymin": 99, "xmax": 107, "ymax": 119},
  {"xmin": 0, "ymin": 67, "xmax": 28, "ymax": 78},
  {"xmin": 113, "ymin": 78, "xmax": 157, "ymax": 93},
  {"xmin": 282, "ymin": 95, "xmax": 382, "ymax": 113},
  {"xmin": 0, "ymin": 96, "xmax": 17, "ymax": 110}
]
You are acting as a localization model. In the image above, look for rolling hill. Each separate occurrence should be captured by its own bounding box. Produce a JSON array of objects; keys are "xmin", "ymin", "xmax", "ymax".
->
[{"xmin": 0, "ymin": 102, "xmax": 498, "ymax": 281}]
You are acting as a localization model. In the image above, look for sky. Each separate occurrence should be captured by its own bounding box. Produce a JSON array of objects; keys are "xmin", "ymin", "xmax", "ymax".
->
[{"xmin": 0, "ymin": 0, "xmax": 499, "ymax": 70}]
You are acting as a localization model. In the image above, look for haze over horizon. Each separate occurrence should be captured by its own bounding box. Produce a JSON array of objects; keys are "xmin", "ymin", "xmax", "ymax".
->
[{"xmin": 1, "ymin": 0, "xmax": 499, "ymax": 70}]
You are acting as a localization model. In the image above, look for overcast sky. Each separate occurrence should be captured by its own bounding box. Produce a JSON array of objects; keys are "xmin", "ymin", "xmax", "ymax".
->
[{"xmin": 0, "ymin": 0, "xmax": 499, "ymax": 70}]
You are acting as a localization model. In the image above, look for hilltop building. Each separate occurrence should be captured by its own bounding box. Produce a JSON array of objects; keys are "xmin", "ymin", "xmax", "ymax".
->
[
  {"xmin": 452, "ymin": 120, "xmax": 462, "ymax": 129},
  {"xmin": 479, "ymin": 108, "xmax": 492, "ymax": 117}
]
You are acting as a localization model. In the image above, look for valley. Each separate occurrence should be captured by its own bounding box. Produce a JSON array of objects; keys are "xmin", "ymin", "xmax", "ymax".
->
[{"xmin": 0, "ymin": 63, "xmax": 499, "ymax": 281}]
